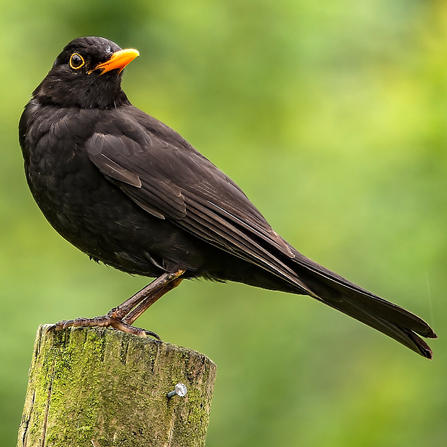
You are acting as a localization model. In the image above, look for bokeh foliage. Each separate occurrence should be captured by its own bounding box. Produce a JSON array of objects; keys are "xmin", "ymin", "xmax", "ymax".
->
[{"xmin": 1, "ymin": 0, "xmax": 446, "ymax": 445}]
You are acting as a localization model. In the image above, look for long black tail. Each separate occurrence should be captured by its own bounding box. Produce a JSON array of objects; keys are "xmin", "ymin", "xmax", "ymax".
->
[{"xmin": 290, "ymin": 250, "xmax": 437, "ymax": 358}]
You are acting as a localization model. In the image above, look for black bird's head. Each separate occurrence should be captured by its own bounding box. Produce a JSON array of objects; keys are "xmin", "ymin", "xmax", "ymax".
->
[{"xmin": 33, "ymin": 36, "xmax": 139, "ymax": 109}]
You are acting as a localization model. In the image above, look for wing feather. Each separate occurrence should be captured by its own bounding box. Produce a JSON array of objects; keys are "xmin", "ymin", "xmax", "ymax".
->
[{"xmin": 85, "ymin": 119, "xmax": 311, "ymax": 293}]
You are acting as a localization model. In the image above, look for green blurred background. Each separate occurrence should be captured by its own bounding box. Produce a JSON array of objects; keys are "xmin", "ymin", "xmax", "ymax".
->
[{"xmin": 1, "ymin": 0, "xmax": 446, "ymax": 445}]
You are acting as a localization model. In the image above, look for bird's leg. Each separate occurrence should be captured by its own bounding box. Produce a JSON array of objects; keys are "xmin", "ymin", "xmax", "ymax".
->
[
  {"xmin": 123, "ymin": 277, "xmax": 183, "ymax": 325},
  {"xmin": 107, "ymin": 270, "xmax": 186, "ymax": 321},
  {"xmin": 53, "ymin": 269, "xmax": 185, "ymax": 338}
]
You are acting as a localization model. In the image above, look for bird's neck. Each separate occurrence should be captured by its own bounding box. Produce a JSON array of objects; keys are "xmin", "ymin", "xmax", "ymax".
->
[{"xmin": 33, "ymin": 76, "xmax": 132, "ymax": 110}]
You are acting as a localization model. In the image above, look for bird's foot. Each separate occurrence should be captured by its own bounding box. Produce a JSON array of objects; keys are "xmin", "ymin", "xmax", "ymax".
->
[
  {"xmin": 50, "ymin": 309, "xmax": 161, "ymax": 340},
  {"xmin": 48, "ymin": 271, "xmax": 186, "ymax": 341}
]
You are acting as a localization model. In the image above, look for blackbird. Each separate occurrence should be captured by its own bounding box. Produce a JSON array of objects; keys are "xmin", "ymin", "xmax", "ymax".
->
[{"xmin": 19, "ymin": 36, "xmax": 436, "ymax": 358}]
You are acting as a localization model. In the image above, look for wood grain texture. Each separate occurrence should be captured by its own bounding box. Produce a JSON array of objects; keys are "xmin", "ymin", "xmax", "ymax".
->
[{"xmin": 18, "ymin": 325, "xmax": 216, "ymax": 446}]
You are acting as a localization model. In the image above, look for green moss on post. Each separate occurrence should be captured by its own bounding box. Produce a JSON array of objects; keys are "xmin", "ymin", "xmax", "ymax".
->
[{"xmin": 18, "ymin": 325, "xmax": 217, "ymax": 446}]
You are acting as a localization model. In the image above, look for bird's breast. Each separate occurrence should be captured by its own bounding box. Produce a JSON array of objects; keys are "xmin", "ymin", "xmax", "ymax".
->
[{"xmin": 19, "ymin": 103, "xmax": 206, "ymax": 275}]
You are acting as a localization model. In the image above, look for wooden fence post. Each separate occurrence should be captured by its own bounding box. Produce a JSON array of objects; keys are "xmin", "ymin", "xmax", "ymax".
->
[{"xmin": 17, "ymin": 325, "xmax": 217, "ymax": 446}]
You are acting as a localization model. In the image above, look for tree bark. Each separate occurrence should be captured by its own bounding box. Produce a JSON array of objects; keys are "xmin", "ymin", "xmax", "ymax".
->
[{"xmin": 17, "ymin": 325, "xmax": 217, "ymax": 446}]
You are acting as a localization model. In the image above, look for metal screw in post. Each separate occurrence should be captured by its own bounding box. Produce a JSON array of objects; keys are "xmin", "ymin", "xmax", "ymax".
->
[{"xmin": 167, "ymin": 383, "xmax": 188, "ymax": 399}]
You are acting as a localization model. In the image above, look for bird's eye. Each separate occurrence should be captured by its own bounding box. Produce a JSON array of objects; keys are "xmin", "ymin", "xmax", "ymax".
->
[{"xmin": 69, "ymin": 53, "xmax": 85, "ymax": 70}]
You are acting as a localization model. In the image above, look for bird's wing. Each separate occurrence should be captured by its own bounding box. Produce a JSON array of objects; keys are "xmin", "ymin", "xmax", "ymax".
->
[{"xmin": 85, "ymin": 111, "xmax": 314, "ymax": 293}]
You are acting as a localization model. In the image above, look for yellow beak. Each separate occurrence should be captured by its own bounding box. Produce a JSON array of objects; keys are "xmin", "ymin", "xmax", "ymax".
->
[{"xmin": 92, "ymin": 48, "xmax": 139, "ymax": 75}]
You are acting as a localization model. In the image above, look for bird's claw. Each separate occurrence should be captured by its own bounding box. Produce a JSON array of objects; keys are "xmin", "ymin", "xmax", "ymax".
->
[{"xmin": 50, "ymin": 315, "xmax": 162, "ymax": 340}]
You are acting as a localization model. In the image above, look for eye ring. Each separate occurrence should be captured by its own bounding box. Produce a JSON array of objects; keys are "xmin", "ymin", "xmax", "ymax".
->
[{"xmin": 69, "ymin": 53, "xmax": 85, "ymax": 70}]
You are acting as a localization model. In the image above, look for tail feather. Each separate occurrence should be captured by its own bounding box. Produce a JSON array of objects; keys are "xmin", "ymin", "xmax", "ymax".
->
[
  {"xmin": 289, "ymin": 250, "xmax": 437, "ymax": 358},
  {"xmin": 317, "ymin": 289, "xmax": 435, "ymax": 358}
]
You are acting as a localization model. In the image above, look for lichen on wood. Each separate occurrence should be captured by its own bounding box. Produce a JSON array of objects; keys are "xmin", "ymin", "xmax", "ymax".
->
[{"xmin": 18, "ymin": 325, "xmax": 217, "ymax": 446}]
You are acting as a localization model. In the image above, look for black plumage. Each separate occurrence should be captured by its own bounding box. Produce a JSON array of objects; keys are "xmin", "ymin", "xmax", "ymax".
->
[{"xmin": 19, "ymin": 37, "xmax": 436, "ymax": 357}]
